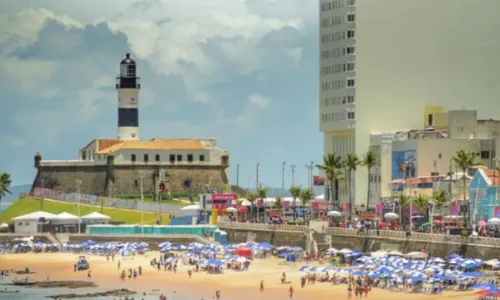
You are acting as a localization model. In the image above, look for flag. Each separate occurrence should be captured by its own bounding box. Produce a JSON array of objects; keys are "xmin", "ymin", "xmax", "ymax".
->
[{"xmin": 313, "ymin": 176, "xmax": 325, "ymax": 186}]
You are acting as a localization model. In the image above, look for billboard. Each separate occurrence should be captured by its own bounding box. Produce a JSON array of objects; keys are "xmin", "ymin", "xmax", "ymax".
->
[{"xmin": 392, "ymin": 150, "xmax": 417, "ymax": 179}]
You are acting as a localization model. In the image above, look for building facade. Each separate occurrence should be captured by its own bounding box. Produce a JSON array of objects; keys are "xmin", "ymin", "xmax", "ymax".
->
[
  {"xmin": 319, "ymin": 0, "xmax": 500, "ymax": 204},
  {"xmin": 468, "ymin": 169, "xmax": 500, "ymax": 222}
]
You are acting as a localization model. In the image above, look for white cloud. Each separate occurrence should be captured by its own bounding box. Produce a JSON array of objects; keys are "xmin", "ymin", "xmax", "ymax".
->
[{"xmin": 249, "ymin": 94, "xmax": 271, "ymax": 108}]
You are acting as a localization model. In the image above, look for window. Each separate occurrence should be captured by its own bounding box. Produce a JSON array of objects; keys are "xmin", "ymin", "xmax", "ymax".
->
[
  {"xmin": 200, "ymin": 155, "xmax": 205, "ymax": 162},
  {"xmin": 346, "ymin": 46, "xmax": 355, "ymax": 55},
  {"xmin": 347, "ymin": 78, "xmax": 355, "ymax": 87},
  {"xmin": 169, "ymin": 154, "xmax": 175, "ymax": 162},
  {"xmin": 438, "ymin": 153, "xmax": 442, "ymax": 159},
  {"xmin": 347, "ymin": 95, "xmax": 355, "ymax": 103},
  {"xmin": 428, "ymin": 114, "xmax": 434, "ymax": 126},
  {"xmin": 187, "ymin": 154, "xmax": 193, "ymax": 162},
  {"xmin": 144, "ymin": 154, "xmax": 149, "ymax": 162},
  {"xmin": 126, "ymin": 65, "xmax": 136, "ymax": 77},
  {"xmin": 347, "ymin": 30, "xmax": 355, "ymax": 39},
  {"xmin": 345, "ymin": 62, "xmax": 355, "ymax": 71},
  {"xmin": 131, "ymin": 154, "xmax": 136, "ymax": 162},
  {"xmin": 134, "ymin": 180, "xmax": 138, "ymax": 187},
  {"xmin": 347, "ymin": 0, "xmax": 356, "ymax": 6},
  {"xmin": 347, "ymin": 13, "xmax": 355, "ymax": 22},
  {"xmin": 155, "ymin": 154, "xmax": 160, "ymax": 162},
  {"xmin": 82, "ymin": 151, "xmax": 87, "ymax": 160},
  {"xmin": 347, "ymin": 112, "xmax": 355, "ymax": 120},
  {"xmin": 481, "ymin": 151, "xmax": 490, "ymax": 159},
  {"xmin": 177, "ymin": 154, "xmax": 182, "ymax": 162}
]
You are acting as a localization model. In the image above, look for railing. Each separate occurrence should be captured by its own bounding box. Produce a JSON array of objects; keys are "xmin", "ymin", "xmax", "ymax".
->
[
  {"xmin": 323, "ymin": 227, "xmax": 500, "ymax": 247},
  {"xmin": 22, "ymin": 188, "xmax": 184, "ymax": 214},
  {"xmin": 217, "ymin": 221, "xmax": 310, "ymax": 232}
]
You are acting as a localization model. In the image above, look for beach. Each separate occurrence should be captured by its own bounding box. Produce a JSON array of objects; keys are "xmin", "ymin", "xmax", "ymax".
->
[{"xmin": 0, "ymin": 252, "xmax": 478, "ymax": 300}]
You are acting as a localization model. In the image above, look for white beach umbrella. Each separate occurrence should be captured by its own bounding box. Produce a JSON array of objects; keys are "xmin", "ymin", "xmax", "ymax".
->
[
  {"xmin": 327, "ymin": 210, "xmax": 341, "ymax": 217},
  {"xmin": 225, "ymin": 207, "xmax": 237, "ymax": 213},
  {"xmin": 487, "ymin": 217, "xmax": 500, "ymax": 225},
  {"xmin": 384, "ymin": 212, "xmax": 399, "ymax": 220}
]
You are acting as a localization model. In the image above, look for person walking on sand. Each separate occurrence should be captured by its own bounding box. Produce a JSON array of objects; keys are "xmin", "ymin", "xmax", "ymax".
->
[
  {"xmin": 87, "ymin": 270, "xmax": 91, "ymax": 280},
  {"xmin": 215, "ymin": 290, "xmax": 220, "ymax": 300},
  {"xmin": 117, "ymin": 261, "xmax": 121, "ymax": 269},
  {"xmin": 288, "ymin": 285, "xmax": 294, "ymax": 299},
  {"xmin": 347, "ymin": 284, "xmax": 352, "ymax": 299},
  {"xmin": 259, "ymin": 280, "xmax": 264, "ymax": 292}
]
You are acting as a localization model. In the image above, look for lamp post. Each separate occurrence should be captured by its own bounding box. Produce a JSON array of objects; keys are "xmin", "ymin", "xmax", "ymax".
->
[
  {"xmin": 76, "ymin": 179, "xmax": 82, "ymax": 234},
  {"xmin": 236, "ymin": 164, "xmax": 240, "ymax": 187},
  {"xmin": 139, "ymin": 171, "xmax": 146, "ymax": 235},
  {"xmin": 291, "ymin": 165, "xmax": 296, "ymax": 186},
  {"xmin": 281, "ymin": 161, "xmax": 286, "ymax": 196},
  {"xmin": 306, "ymin": 161, "xmax": 314, "ymax": 191},
  {"xmin": 256, "ymin": 163, "xmax": 260, "ymax": 190},
  {"xmin": 41, "ymin": 179, "xmax": 44, "ymax": 210}
]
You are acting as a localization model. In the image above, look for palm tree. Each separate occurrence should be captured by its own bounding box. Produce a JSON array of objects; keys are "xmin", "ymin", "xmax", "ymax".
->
[
  {"xmin": 432, "ymin": 188, "xmax": 449, "ymax": 217},
  {"xmin": 362, "ymin": 149, "xmax": 377, "ymax": 209},
  {"xmin": 289, "ymin": 185, "xmax": 302, "ymax": 220},
  {"xmin": 274, "ymin": 196, "xmax": 283, "ymax": 209},
  {"xmin": 344, "ymin": 153, "xmax": 360, "ymax": 221},
  {"xmin": 452, "ymin": 150, "xmax": 479, "ymax": 223},
  {"xmin": 257, "ymin": 187, "xmax": 269, "ymax": 221},
  {"xmin": 0, "ymin": 172, "xmax": 12, "ymax": 203},
  {"xmin": 316, "ymin": 153, "xmax": 343, "ymax": 210},
  {"xmin": 398, "ymin": 193, "xmax": 410, "ymax": 226},
  {"xmin": 299, "ymin": 189, "xmax": 315, "ymax": 219},
  {"xmin": 413, "ymin": 194, "xmax": 429, "ymax": 216},
  {"xmin": 247, "ymin": 192, "xmax": 257, "ymax": 220}
]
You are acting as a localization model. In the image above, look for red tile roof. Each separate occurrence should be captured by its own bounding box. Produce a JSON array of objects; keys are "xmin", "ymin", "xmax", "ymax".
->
[{"xmin": 480, "ymin": 169, "xmax": 500, "ymax": 186}]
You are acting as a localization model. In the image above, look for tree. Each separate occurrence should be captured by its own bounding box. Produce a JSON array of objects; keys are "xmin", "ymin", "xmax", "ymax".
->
[
  {"xmin": 247, "ymin": 192, "xmax": 257, "ymax": 220},
  {"xmin": 289, "ymin": 185, "xmax": 302, "ymax": 220},
  {"xmin": 257, "ymin": 187, "xmax": 269, "ymax": 221},
  {"xmin": 362, "ymin": 149, "xmax": 377, "ymax": 209},
  {"xmin": 432, "ymin": 188, "xmax": 449, "ymax": 217},
  {"xmin": 316, "ymin": 153, "xmax": 343, "ymax": 210},
  {"xmin": 274, "ymin": 196, "xmax": 283, "ymax": 209},
  {"xmin": 299, "ymin": 189, "xmax": 315, "ymax": 219},
  {"xmin": 344, "ymin": 153, "xmax": 360, "ymax": 221},
  {"xmin": 398, "ymin": 193, "xmax": 410, "ymax": 226},
  {"xmin": 413, "ymin": 194, "xmax": 429, "ymax": 216},
  {"xmin": 452, "ymin": 150, "xmax": 479, "ymax": 223},
  {"xmin": 0, "ymin": 172, "xmax": 12, "ymax": 203}
]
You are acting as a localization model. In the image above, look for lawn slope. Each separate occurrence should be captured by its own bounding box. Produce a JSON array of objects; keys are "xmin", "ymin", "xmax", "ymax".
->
[{"xmin": 0, "ymin": 198, "xmax": 169, "ymax": 225}]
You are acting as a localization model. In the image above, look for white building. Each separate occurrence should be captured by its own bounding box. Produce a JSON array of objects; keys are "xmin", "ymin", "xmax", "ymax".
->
[{"xmin": 319, "ymin": 0, "xmax": 500, "ymax": 204}]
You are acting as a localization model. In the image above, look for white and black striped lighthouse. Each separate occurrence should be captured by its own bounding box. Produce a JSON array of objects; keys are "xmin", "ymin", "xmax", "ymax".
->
[{"xmin": 116, "ymin": 53, "xmax": 141, "ymax": 140}]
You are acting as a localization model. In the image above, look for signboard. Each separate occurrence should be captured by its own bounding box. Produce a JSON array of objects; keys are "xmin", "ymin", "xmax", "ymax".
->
[
  {"xmin": 360, "ymin": 213, "xmax": 377, "ymax": 220},
  {"xmin": 268, "ymin": 210, "xmax": 282, "ymax": 217},
  {"xmin": 212, "ymin": 194, "xmax": 238, "ymax": 200},
  {"xmin": 495, "ymin": 207, "xmax": 500, "ymax": 218},
  {"xmin": 311, "ymin": 201, "xmax": 329, "ymax": 211},
  {"xmin": 376, "ymin": 203, "xmax": 384, "ymax": 217}
]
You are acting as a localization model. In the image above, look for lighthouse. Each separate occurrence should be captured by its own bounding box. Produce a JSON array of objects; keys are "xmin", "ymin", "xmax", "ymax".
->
[{"xmin": 116, "ymin": 53, "xmax": 141, "ymax": 140}]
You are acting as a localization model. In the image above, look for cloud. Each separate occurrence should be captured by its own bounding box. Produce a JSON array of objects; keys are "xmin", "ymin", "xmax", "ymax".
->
[{"xmin": 0, "ymin": 1, "xmax": 322, "ymax": 187}]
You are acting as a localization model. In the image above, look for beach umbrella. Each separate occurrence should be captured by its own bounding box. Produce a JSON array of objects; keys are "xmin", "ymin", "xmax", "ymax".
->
[
  {"xmin": 384, "ymin": 212, "xmax": 398, "ymax": 220},
  {"xmin": 327, "ymin": 210, "xmax": 341, "ymax": 217},
  {"xmin": 487, "ymin": 217, "xmax": 500, "ymax": 225},
  {"xmin": 471, "ymin": 283, "xmax": 497, "ymax": 290}
]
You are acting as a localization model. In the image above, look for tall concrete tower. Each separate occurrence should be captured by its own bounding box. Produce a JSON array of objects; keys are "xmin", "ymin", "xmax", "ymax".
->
[{"xmin": 116, "ymin": 53, "xmax": 141, "ymax": 140}]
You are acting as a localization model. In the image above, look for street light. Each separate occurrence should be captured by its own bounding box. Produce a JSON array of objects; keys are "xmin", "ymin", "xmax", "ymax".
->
[
  {"xmin": 76, "ymin": 179, "xmax": 82, "ymax": 234},
  {"xmin": 139, "ymin": 171, "xmax": 146, "ymax": 235},
  {"xmin": 236, "ymin": 164, "xmax": 240, "ymax": 187},
  {"xmin": 256, "ymin": 163, "xmax": 260, "ymax": 190},
  {"xmin": 291, "ymin": 165, "xmax": 296, "ymax": 186},
  {"xmin": 281, "ymin": 161, "xmax": 286, "ymax": 196},
  {"xmin": 41, "ymin": 179, "xmax": 44, "ymax": 210}
]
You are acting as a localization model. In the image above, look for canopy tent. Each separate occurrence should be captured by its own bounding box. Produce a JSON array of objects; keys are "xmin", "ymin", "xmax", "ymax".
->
[
  {"xmin": 0, "ymin": 223, "xmax": 9, "ymax": 228},
  {"xmin": 180, "ymin": 205, "xmax": 201, "ymax": 211},
  {"xmin": 81, "ymin": 212, "xmax": 111, "ymax": 220},
  {"xmin": 12, "ymin": 211, "xmax": 57, "ymax": 221},
  {"xmin": 55, "ymin": 212, "xmax": 80, "ymax": 221}
]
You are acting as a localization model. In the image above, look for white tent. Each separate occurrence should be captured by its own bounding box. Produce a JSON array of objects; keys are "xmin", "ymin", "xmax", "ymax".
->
[
  {"xmin": 315, "ymin": 194, "xmax": 325, "ymax": 200},
  {"xmin": 0, "ymin": 223, "xmax": 8, "ymax": 228},
  {"xmin": 180, "ymin": 205, "xmax": 201, "ymax": 211},
  {"xmin": 12, "ymin": 211, "xmax": 57, "ymax": 221},
  {"xmin": 56, "ymin": 212, "xmax": 80, "ymax": 220},
  {"xmin": 81, "ymin": 212, "xmax": 111, "ymax": 220}
]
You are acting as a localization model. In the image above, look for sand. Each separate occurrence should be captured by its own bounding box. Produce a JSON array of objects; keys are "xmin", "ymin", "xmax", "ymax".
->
[{"xmin": 0, "ymin": 252, "xmax": 477, "ymax": 300}]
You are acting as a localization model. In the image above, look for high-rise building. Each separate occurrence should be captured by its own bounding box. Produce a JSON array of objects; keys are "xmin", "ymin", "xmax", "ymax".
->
[{"xmin": 319, "ymin": 0, "xmax": 500, "ymax": 205}]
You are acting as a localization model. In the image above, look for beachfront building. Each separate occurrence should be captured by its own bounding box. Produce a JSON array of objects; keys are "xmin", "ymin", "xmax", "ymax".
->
[
  {"xmin": 319, "ymin": 0, "xmax": 500, "ymax": 205},
  {"xmin": 468, "ymin": 169, "xmax": 500, "ymax": 223}
]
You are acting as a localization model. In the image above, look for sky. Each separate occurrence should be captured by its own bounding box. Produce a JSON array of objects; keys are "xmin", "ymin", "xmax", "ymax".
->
[{"xmin": 0, "ymin": 0, "xmax": 322, "ymax": 188}]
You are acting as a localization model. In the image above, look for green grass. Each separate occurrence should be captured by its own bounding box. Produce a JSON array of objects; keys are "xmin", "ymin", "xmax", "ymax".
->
[
  {"xmin": 0, "ymin": 198, "xmax": 170, "ymax": 225},
  {"xmin": 116, "ymin": 194, "xmax": 193, "ymax": 206}
]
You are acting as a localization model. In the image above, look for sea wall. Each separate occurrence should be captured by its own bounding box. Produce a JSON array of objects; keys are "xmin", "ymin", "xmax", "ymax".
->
[
  {"xmin": 218, "ymin": 222, "xmax": 500, "ymax": 259},
  {"xmin": 32, "ymin": 160, "xmax": 228, "ymax": 196}
]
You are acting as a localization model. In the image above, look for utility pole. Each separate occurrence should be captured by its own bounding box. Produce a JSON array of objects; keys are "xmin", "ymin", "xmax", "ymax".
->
[
  {"xmin": 256, "ymin": 163, "xmax": 260, "ymax": 190},
  {"xmin": 281, "ymin": 161, "xmax": 286, "ymax": 196},
  {"xmin": 139, "ymin": 171, "xmax": 146, "ymax": 235},
  {"xmin": 76, "ymin": 179, "xmax": 82, "ymax": 234},
  {"xmin": 236, "ymin": 164, "xmax": 240, "ymax": 187},
  {"xmin": 291, "ymin": 165, "xmax": 296, "ymax": 186},
  {"xmin": 41, "ymin": 179, "xmax": 44, "ymax": 210},
  {"xmin": 305, "ymin": 161, "xmax": 314, "ymax": 191}
]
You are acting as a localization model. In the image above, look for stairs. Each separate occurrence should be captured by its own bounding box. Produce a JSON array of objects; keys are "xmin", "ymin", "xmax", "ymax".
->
[{"xmin": 45, "ymin": 233, "xmax": 62, "ymax": 251}]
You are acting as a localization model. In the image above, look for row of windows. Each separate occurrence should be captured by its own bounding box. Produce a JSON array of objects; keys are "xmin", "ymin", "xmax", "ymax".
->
[
  {"xmin": 321, "ymin": 111, "xmax": 355, "ymax": 122},
  {"xmin": 320, "ymin": 13, "xmax": 355, "ymax": 28},
  {"xmin": 320, "ymin": 46, "xmax": 356, "ymax": 60},
  {"xmin": 130, "ymin": 153, "xmax": 205, "ymax": 163},
  {"xmin": 321, "ymin": 78, "xmax": 356, "ymax": 90},
  {"xmin": 321, "ymin": 62, "xmax": 355, "ymax": 75},
  {"xmin": 323, "ymin": 95, "xmax": 355, "ymax": 106},
  {"xmin": 321, "ymin": 0, "xmax": 355, "ymax": 12},
  {"xmin": 321, "ymin": 30, "xmax": 355, "ymax": 44}
]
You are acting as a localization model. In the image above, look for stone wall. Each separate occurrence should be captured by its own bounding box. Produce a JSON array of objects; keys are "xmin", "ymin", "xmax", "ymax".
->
[
  {"xmin": 225, "ymin": 229, "xmax": 307, "ymax": 249},
  {"xmin": 32, "ymin": 163, "xmax": 229, "ymax": 196}
]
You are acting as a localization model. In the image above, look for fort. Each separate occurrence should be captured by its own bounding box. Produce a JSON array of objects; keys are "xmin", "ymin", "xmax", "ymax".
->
[{"xmin": 30, "ymin": 53, "xmax": 231, "ymax": 197}]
